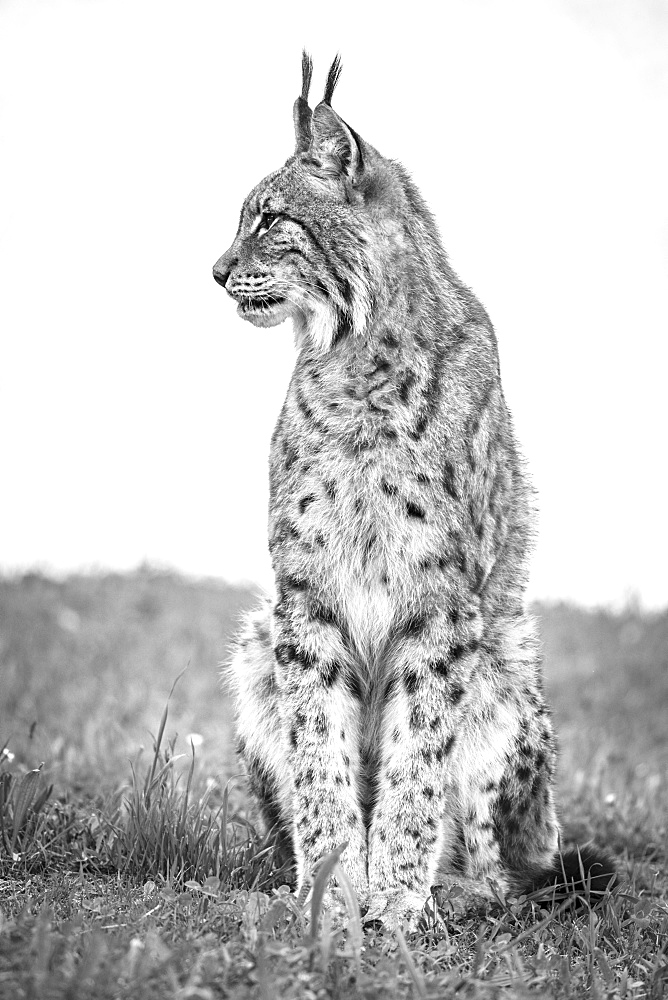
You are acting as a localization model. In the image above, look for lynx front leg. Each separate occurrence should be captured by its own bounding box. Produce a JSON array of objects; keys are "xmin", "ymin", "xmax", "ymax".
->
[
  {"xmin": 273, "ymin": 593, "xmax": 369, "ymax": 901},
  {"xmin": 366, "ymin": 605, "xmax": 482, "ymax": 928}
]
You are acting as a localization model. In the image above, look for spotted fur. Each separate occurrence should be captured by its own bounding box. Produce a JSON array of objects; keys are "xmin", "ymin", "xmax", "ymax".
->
[{"xmin": 213, "ymin": 54, "xmax": 615, "ymax": 927}]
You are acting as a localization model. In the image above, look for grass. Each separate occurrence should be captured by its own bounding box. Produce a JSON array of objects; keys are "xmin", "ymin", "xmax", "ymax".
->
[{"xmin": 0, "ymin": 568, "xmax": 667, "ymax": 998}]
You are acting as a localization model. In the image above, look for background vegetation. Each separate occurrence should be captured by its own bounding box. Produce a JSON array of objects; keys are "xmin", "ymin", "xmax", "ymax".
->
[{"xmin": 1, "ymin": 569, "xmax": 666, "ymax": 998}]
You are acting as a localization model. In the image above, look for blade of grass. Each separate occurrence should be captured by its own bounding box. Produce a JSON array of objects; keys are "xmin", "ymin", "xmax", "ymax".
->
[
  {"xmin": 395, "ymin": 926, "xmax": 426, "ymax": 999},
  {"xmin": 11, "ymin": 767, "xmax": 44, "ymax": 851},
  {"xmin": 308, "ymin": 842, "xmax": 348, "ymax": 940},
  {"xmin": 333, "ymin": 861, "xmax": 363, "ymax": 977}
]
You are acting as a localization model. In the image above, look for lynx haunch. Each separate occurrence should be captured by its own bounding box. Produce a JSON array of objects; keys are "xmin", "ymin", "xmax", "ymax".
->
[{"xmin": 213, "ymin": 54, "xmax": 615, "ymax": 928}]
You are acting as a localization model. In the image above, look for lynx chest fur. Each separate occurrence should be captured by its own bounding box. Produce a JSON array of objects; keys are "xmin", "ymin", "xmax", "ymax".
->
[{"xmin": 214, "ymin": 54, "xmax": 614, "ymax": 929}]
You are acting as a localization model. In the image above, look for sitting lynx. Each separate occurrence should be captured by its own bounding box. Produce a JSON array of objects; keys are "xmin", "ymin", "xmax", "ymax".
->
[{"xmin": 213, "ymin": 54, "xmax": 614, "ymax": 928}]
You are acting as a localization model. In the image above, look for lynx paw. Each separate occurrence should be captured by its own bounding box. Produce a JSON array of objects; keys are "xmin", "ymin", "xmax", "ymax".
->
[{"xmin": 364, "ymin": 889, "xmax": 426, "ymax": 933}]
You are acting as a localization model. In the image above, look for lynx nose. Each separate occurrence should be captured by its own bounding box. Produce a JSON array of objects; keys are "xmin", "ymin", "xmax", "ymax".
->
[{"xmin": 212, "ymin": 250, "xmax": 238, "ymax": 289}]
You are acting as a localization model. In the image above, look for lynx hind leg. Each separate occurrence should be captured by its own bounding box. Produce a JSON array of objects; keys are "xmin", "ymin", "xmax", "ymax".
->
[
  {"xmin": 227, "ymin": 602, "xmax": 294, "ymax": 864},
  {"xmin": 437, "ymin": 642, "xmax": 559, "ymax": 907}
]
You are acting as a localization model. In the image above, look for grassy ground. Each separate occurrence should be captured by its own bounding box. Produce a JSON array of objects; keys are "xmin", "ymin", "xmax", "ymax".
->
[{"xmin": 0, "ymin": 569, "xmax": 666, "ymax": 998}]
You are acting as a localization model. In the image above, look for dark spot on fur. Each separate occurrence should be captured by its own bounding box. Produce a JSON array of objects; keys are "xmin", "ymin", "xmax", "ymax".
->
[
  {"xmin": 424, "ymin": 786, "xmax": 434, "ymax": 799},
  {"xmin": 444, "ymin": 734, "xmax": 456, "ymax": 755},
  {"xmin": 409, "ymin": 413, "xmax": 429, "ymax": 440},
  {"xmin": 324, "ymin": 479, "xmax": 337, "ymax": 500},
  {"xmin": 299, "ymin": 494, "xmax": 316, "ymax": 515},
  {"xmin": 321, "ymin": 660, "xmax": 340, "ymax": 687},
  {"xmin": 275, "ymin": 643, "xmax": 297, "ymax": 666},
  {"xmin": 404, "ymin": 671, "xmax": 419, "ymax": 696},
  {"xmin": 451, "ymin": 640, "xmax": 480, "ymax": 661},
  {"xmin": 398, "ymin": 371, "xmax": 416, "ymax": 404},
  {"xmin": 314, "ymin": 713, "xmax": 328, "ymax": 737},
  {"xmin": 371, "ymin": 354, "xmax": 391, "ymax": 376},
  {"xmin": 309, "ymin": 600, "xmax": 337, "ymax": 625},
  {"xmin": 449, "ymin": 685, "xmax": 466, "ymax": 704},
  {"xmin": 304, "ymin": 827, "xmax": 323, "ymax": 848},
  {"xmin": 381, "ymin": 479, "xmax": 399, "ymax": 497},
  {"xmin": 472, "ymin": 562, "xmax": 487, "ymax": 593},
  {"xmin": 400, "ymin": 611, "xmax": 429, "ymax": 639},
  {"xmin": 442, "ymin": 460, "xmax": 458, "ymax": 500},
  {"xmin": 430, "ymin": 658, "xmax": 449, "ymax": 678},
  {"xmin": 283, "ymin": 443, "xmax": 298, "ymax": 470}
]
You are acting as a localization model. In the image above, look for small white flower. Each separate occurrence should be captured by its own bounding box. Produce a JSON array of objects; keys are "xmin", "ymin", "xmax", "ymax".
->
[
  {"xmin": 604, "ymin": 793, "xmax": 616, "ymax": 805},
  {"xmin": 1, "ymin": 748, "xmax": 14, "ymax": 762},
  {"xmin": 186, "ymin": 733, "xmax": 204, "ymax": 749}
]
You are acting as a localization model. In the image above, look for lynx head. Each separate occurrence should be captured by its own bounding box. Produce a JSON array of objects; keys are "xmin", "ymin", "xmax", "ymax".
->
[{"xmin": 212, "ymin": 53, "xmax": 407, "ymax": 352}]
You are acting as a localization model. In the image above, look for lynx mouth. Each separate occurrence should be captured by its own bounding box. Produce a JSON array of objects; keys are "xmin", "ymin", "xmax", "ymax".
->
[
  {"xmin": 238, "ymin": 294, "xmax": 285, "ymax": 315},
  {"xmin": 237, "ymin": 293, "xmax": 289, "ymax": 328}
]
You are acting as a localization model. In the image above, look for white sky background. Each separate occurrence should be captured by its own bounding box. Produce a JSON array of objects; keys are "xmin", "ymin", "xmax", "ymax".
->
[{"xmin": 0, "ymin": 0, "xmax": 666, "ymax": 607}]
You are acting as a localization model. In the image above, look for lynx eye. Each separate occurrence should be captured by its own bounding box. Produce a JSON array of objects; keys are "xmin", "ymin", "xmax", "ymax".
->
[{"xmin": 256, "ymin": 211, "xmax": 280, "ymax": 236}]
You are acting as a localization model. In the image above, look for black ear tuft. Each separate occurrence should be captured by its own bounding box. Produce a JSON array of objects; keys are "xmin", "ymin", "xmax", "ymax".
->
[
  {"xmin": 323, "ymin": 54, "xmax": 342, "ymax": 106},
  {"xmin": 294, "ymin": 50, "xmax": 314, "ymax": 154},
  {"xmin": 301, "ymin": 49, "xmax": 313, "ymax": 102}
]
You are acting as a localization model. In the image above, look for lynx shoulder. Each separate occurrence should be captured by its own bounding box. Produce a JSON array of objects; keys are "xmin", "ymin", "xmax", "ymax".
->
[{"xmin": 214, "ymin": 53, "xmax": 615, "ymax": 928}]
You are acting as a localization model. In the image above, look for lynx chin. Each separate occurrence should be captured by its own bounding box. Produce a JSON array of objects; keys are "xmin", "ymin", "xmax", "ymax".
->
[{"xmin": 213, "ymin": 53, "xmax": 615, "ymax": 929}]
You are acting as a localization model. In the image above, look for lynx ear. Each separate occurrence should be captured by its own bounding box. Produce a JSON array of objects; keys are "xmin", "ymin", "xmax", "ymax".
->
[
  {"xmin": 311, "ymin": 102, "xmax": 363, "ymax": 182},
  {"xmin": 293, "ymin": 50, "xmax": 313, "ymax": 154}
]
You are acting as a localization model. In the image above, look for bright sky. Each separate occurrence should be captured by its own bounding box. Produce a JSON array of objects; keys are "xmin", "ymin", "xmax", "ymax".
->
[{"xmin": 1, "ymin": 0, "xmax": 666, "ymax": 608}]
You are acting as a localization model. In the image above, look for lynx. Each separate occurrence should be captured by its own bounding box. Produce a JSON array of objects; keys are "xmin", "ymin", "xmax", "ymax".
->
[{"xmin": 213, "ymin": 54, "xmax": 614, "ymax": 928}]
